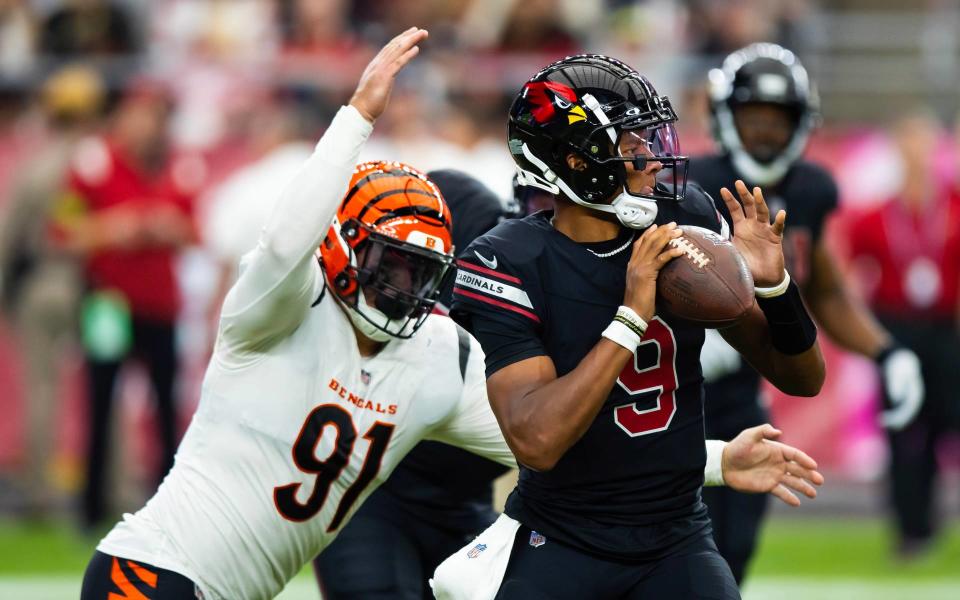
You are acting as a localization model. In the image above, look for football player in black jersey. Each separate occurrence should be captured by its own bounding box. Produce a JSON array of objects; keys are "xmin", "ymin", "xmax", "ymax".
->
[
  {"xmin": 445, "ymin": 54, "xmax": 825, "ymax": 599},
  {"xmin": 317, "ymin": 170, "xmax": 825, "ymax": 600},
  {"xmin": 691, "ymin": 43, "xmax": 925, "ymax": 583}
]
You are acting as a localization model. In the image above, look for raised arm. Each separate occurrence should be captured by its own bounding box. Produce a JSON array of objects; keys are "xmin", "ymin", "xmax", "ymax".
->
[
  {"xmin": 718, "ymin": 181, "xmax": 825, "ymax": 396},
  {"xmin": 216, "ymin": 28, "xmax": 428, "ymax": 359}
]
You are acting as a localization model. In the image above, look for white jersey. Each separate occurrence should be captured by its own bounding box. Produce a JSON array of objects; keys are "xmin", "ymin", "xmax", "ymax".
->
[{"xmin": 97, "ymin": 105, "xmax": 515, "ymax": 600}]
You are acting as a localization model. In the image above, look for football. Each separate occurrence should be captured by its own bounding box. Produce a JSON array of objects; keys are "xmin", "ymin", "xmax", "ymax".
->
[{"xmin": 656, "ymin": 225, "xmax": 754, "ymax": 328}]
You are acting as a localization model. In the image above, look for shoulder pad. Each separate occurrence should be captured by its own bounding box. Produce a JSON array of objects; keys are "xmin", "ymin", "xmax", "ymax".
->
[
  {"xmin": 452, "ymin": 216, "xmax": 546, "ymax": 325},
  {"xmin": 785, "ymin": 160, "xmax": 839, "ymax": 212},
  {"xmin": 792, "ymin": 160, "xmax": 838, "ymax": 193},
  {"xmin": 462, "ymin": 216, "xmax": 548, "ymax": 266}
]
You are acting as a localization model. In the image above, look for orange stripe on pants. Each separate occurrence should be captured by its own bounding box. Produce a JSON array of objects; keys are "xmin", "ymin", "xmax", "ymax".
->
[
  {"xmin": 108, "ymin": 557, "xmax": 151, "ymax": 600},
  {"xmin": 127, "ymin": 561, "xmax": 158, "ymax": 588}
]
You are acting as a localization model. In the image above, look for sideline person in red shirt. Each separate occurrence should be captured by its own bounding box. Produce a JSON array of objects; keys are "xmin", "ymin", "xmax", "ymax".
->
[
  {"xmin": 847, "ymin": 109, "xmax": 960, "ymax": 557},
  {"xmin": 55, "ymin": 81, "xmax": 204, "ymax": 529}
]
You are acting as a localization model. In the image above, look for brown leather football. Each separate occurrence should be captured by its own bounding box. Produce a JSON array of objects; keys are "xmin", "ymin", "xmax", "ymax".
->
[{"xmin": 655, "ymin": 225, "xmax": 754, "ymax": 328}]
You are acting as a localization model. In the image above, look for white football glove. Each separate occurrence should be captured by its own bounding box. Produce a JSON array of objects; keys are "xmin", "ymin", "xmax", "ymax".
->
[
  {"xmin": 876, "ymin": 346, "xmax": 924, "ymax": 431},
  {"xmin": 701, "ymin": 329, "xmax": 742, "ymax": 383}
]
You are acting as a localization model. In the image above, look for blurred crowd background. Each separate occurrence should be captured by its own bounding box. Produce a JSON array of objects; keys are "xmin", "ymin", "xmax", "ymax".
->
[{"xmin": 0, "ymin": 0, "xmax": 958, "ymax": 572}]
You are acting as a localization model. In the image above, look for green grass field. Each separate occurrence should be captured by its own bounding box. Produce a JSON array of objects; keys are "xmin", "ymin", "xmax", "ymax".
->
[{"xmin": 1, "ymin": 517, "xmax": 957, "ymax": 599}]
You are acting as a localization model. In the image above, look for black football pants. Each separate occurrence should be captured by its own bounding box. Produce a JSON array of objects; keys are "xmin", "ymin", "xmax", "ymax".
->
[
  {"xmin": 82, "ymin": 318, "xmax": 179, "ymax": 528},
  {"xmin": 81, "ymin": 551, "xmax": 198, "ymax": 599},
  {"xmin": 494, "ymin": 526, "xmax": 740, "ymax": 600},
  {"xmin": 701, "ymin": 485, "xmax": 769, "ymax": 584},
  {"xmin": 881, "ymin": 317, "xmax": 960, "ymax": 544},
  {"xmin": 314, "ymin": 510, "xmax": 479, "ymax": 599}
]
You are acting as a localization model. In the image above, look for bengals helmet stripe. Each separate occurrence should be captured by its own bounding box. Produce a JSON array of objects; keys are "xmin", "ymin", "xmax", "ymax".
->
[
  {"xmin": 356, "ymin": 188, "xmax": 439, "ymax": 222},
  {"xmin": 339, "ymin": 172, "xmax": 410, "ymax": 210},
  {"xmin": 372, "ymin": 205, "xmax": 446, "ymax": 226}
]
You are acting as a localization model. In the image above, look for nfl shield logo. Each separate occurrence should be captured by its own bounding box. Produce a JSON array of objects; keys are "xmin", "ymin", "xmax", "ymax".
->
[
  {"xmin": 467, "ymin": 543, "xmax": 487, "ymax": 558},
  {"xmin": 528, "ymin": 531, "xmax": 546, "ymax": 548},
  {"xmin": 360, "ymin": 369, "xmax": 371, "ymax": 385}
]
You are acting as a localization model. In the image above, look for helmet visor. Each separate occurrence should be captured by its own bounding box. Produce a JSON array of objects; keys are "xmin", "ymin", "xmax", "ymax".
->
[{"xmin": 616, "ymin": 123, "xmax": 687, "ymax": 202}]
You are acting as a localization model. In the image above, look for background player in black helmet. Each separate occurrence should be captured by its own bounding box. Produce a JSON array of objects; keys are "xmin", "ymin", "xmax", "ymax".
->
[
  {"xmin": 690, "ymin": 43, "xmax": 925, "ymax": 583},
  {"xmin": 439, "ymin": 54, "xmax": 825, "ymax": 599},
  {"xmin": 314, "ymin": 170, "xmax": 511, "ymax": 600}
]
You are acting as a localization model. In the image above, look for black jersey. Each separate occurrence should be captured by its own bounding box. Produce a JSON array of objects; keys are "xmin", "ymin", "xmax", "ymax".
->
[
  {"xmin": 357, "ymin": 442, "xmax": 508, "ymax": 531},
  {"xmin": 354, "ymin": 169, "xmax": 511, "ymax": 534},
  {"xmin": 689, "ymin": 154, "xmax": 838, "ymax": 437},
  {"xmin": 450, "ymin": 185, "xmax": 726, "ymax": 562}
]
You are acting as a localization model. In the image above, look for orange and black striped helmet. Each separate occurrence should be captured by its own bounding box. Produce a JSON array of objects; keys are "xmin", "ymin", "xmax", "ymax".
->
[{"xmin": 320, "ymin": 161, "xmax": 454, "ymax": 339}]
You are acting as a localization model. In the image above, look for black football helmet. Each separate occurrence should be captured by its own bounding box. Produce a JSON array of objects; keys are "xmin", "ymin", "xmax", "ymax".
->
[
  {"xmin": 708, "ymin": 43, "xmax": 819, "ymax": 186},
  {"xmin": 508, "ymin": 54, "xmax": 688, "ymax": 229}
]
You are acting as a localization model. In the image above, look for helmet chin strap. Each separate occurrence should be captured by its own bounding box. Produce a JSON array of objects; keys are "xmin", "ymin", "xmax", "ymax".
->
[
  {"xmin": 610, "ymin": 192, "xmax": 658, "ymax": 229},
  {"xmin": 520, "ymin": 142, "xmax": 658, "ymax": 229},
  {"xmin": 328, "ymin": 231, "xmax": 410, "ymax": 343},
  {"xmin": 345, "ymin": 291, "xmax": 409, "ymax": 343}
]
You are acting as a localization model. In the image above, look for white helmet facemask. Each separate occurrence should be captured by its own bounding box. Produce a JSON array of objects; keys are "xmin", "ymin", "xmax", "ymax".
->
[{"xmin": 713, "ymin": 101, "xmax": 812, "ymax": 187}]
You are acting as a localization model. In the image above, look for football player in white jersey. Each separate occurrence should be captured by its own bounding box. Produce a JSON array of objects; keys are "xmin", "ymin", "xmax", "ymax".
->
[{"xmin": 80, "ymin": 28, "xmax": 823, "ymax": 600}]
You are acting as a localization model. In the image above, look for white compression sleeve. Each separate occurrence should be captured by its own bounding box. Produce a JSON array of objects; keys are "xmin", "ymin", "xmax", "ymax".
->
[{"xmin": 217, "ymin": 106, "xmax": 372, "ymax": 359}]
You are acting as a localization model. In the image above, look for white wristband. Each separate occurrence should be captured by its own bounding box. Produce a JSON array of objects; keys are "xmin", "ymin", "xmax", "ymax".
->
[
  {"xmin": 616, "ymin": 306, "xmax": 648, "ymax": 335},
  {"xmin": 704, "ymin": 439, "xmax": 727, "ymax": 486},
  {"xmin": 602, "ymin": 320, "xmax": 642, "ymax": 353},
  {"xmin": 755, "ymin": 270, "xmax": 791, "ymax": 298}
]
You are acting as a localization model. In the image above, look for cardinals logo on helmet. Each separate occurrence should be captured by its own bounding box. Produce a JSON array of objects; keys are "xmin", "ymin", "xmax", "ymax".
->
[{"xmin": 524, "ymin": 81, "xmax": 587, "ymax": 125}]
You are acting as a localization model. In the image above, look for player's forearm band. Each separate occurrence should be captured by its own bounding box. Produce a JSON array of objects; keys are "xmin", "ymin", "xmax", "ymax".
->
[
  {"xmin": 755, "ymin": 270, "xmax": 792, "ymax": 298},
  {"xmin": 602, "ymin": 306, "xmax": 648, "ymax": 353},
  {"xmin": 756, "ymin": 280, "xmax": 818, "ymax": 355},
  {"xmin": 704, "ymin": 439, "xmax": 727, "ymax": 486}
]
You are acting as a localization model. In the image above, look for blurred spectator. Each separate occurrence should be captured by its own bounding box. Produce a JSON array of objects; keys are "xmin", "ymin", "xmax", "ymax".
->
[
  {"xmin": 53, "ymin": 80, "xmax": 204, "ymax": 528},
  {"xmin": 362, "ymin": 92, "xmax": 515, "ymax": 200},
  {"xmin": 148, "ymin": 1, "xmax": 279, "ymax": 150},
  {"xmin": 202, "ymin": 98, "xmax": 314, "ymax": 317},
  {"xmin": 345, "ymin": 0, "xmax": 459, "ymax": 43},
  {"xmin": 279, "ymin": 0, "xmax": 357, "ymax": 54},
  {"xmin": 0, "ymin": 0, "xmax": 36, "ymax": 78},
  {"xmin": 496, "ymin": 0, "xmax": 580, "ymax": 53},
  {"xmin": 684, "ymin": 0, "xmax": 815, "ymax": 60},
  {"xmin": 39, "ymin": 0, "xmax": 138, "ymax": 57},
  {"xmin": 151, "ymin": 0, "xmax": 277, "ymax": 63},
  {"xmin": 846, "ymin": 109, "xmax": 960, "ymax": 558},
  {"xmin": 0, "ymin": 64, "xmax": 103, "ymax": 518},
  {"xmin": 603, "ymin": 0, "xmax": 685, "ymax": 54}
]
